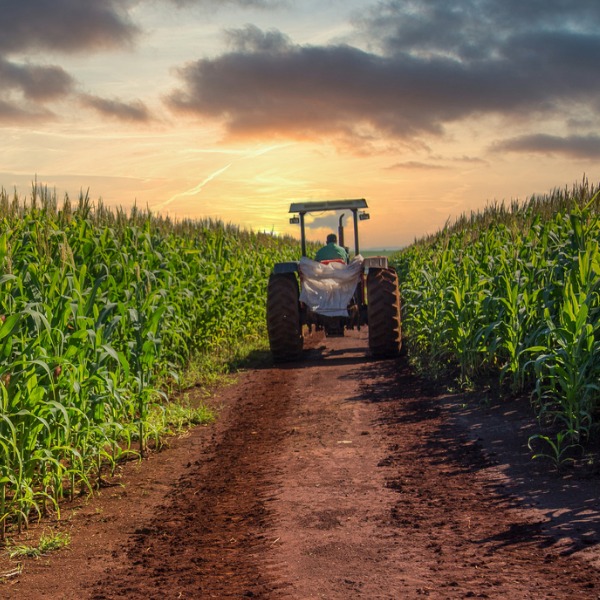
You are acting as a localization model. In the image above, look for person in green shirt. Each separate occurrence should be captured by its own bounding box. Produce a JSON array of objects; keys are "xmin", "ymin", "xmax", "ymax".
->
[{"xmin": 314, "ymin": 233, "xmax": 348, "ymax": 263}]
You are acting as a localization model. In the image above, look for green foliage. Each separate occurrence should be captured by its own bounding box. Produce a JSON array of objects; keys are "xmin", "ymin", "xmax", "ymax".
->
[
  {"xmin": 0, "ymin": 183, "xmax": 300, "ymax": 538},
  {"xmin": 6, "ymin": 529, "xmax": 70, "ymax": 558},
  {"xmin": 527, "ymin": 432, "xmax": 582, "ymax": 472},
  {"xmin": 152, "ymin": 395, "xmax": 215, "ymax": 436},
  {"xmin": 393, "ymin": 179, "xmax": 600, "ymax": 450}
]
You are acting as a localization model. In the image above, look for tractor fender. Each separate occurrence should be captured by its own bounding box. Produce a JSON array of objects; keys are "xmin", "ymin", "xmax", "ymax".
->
[
  {"xmin": 362, "ymin": 256, "xmax": 389, "ymax": 270},
  {"xmin": 272, "ymin": 261, "xmax": 299, "ymax": 275}
]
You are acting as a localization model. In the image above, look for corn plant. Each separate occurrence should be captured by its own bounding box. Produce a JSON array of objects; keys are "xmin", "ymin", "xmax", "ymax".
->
[
  {"xmin": 0, "ymin": 183, "xmax": 301, "ymax": 537},
  {"xmin": 393, "ymin": 180, "xmax": 600, "ymax": 457}
]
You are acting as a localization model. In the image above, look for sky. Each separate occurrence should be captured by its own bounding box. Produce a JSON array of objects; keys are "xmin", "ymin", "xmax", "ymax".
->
[{"xmin": 1, "ymin": 0, "xmax": 599, "ymax": 248}]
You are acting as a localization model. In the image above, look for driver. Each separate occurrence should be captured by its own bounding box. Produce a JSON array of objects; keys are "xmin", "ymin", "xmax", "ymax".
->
[{"xmin": 314, "ymin": 233, "xmax": 348, "ymax": 263}]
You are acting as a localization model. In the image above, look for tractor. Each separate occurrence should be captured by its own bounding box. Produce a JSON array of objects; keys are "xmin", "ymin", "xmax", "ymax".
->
[{"xmin": 267, "ymin": 199, "xmax": 401, "ymax": 361}]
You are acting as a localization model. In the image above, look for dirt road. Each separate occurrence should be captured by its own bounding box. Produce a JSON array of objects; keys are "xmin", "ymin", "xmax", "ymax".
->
[{"xmin": 3, "ymin": 330, "xmax": 600, "ymax": 599}]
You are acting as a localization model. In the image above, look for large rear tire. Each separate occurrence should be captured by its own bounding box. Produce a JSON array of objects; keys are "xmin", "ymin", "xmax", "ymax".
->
[
  {"xmin": 367, "ymin": 268, "xmax": 401, "ymax": 358},
  {"xmin": 267, "ymin": 273, "xmax": 303, "ymax": 362}
]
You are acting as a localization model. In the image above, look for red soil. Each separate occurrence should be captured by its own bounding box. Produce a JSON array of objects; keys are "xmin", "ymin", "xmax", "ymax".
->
[{"xmin": 2, "ymin": 329, "xmax": 599, "ymax": 599}]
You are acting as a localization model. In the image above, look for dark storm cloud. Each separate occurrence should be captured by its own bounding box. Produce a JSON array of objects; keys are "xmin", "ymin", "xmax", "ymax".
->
[
  {"xmin": 79, "ymin": 94, "xmax": 152, "ymax": 123},
  {"xmin": 166, "ymin": 2, "xmax": 600, "ymax": 157},
  {"xmin": 492, "ymin": 134, "xmax": 600, "ymax": 159}
]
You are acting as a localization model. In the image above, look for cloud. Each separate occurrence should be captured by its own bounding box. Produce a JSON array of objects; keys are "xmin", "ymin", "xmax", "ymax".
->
[
  {"xmin": 3, "ymin": 0, "xmax": 600, "ymax": 155},
  {"xmin": 166, "ymin": 3, "xmax": 600, "ymax": 146},
  {"xmin": 0, "ymin": 99, "xmax": 54, "ymax": 124},
  {"xmin": 0, "ymin": 0, "xmax": 139, "ymax": 55},
  {"xmin": 0, "ymin": 57, "xmax": 74, "ymax": 123},
  {"xmin": 0, "ymin": 1, "xmax": 142, "ymax": 126},
  {"xmin": 306, "ymin": 214, "xmax": 344, "ymax": 232},
  {"xmin": 166, "ymin": 29, "xmax": 452, "ymax": 140},
  {"xmin": 224, "ymin": 24, "xmax": 292, "ymax": 53},
  {"xmin": 167, "ymin": 0, "xmax": 287, "ymax": 8},
  {"xmin": 387, "ymin": 161, "xmax": 448, "ymax": 171},
  {"xmin": 79, "ymin": 94, "xmax": 153, "ymax": 122},
  {"xmin": 492, "ymin": 133, "xmax": 600, "ymax": 159},
  {"xmin": 0, "ymin": 58, "xmax": 74, "ymax": 101},
  {"xmin": 355, "ymin": 0, "xmax": 600, "ymax": 60}
]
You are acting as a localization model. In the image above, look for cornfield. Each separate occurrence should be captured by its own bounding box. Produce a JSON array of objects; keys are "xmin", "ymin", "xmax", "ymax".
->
[
  {"xmin": 0, "ymin": 183, "xmax": 300, "ymax": 537},
  {"xmin": 393, "ymin": 179, "xmax": 600, "ymax": 458}
]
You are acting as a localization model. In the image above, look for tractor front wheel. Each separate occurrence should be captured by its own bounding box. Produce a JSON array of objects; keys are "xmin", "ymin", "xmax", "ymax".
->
[{"xmin": 267, "ymin": 273, "xmax": 303, "ymax": 362}]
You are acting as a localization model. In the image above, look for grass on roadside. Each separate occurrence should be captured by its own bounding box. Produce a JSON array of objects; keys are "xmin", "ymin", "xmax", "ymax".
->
[
  {"xmin": 6, "ymin": 530, "xmax": 71, "ymax": 559},
  {"xmin": 146, "ymin": 333, "xmax": 272, "ymax": 442}
]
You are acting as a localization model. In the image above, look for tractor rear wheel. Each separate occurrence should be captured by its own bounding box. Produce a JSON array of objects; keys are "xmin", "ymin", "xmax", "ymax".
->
[
  {"xmin": 367, "ymin": 268, "xmax": 401, "ymax": 358},
  {"xmin": 267, "ymin": 273, "xmax": 303, "ymax": 362}
]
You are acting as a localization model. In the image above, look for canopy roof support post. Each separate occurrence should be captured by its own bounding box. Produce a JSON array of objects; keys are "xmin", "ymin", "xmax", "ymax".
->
[
  {"xmin": 352, "ymin": 209, "xmax": 359, "ymax": 256},
  {"xmin": 300, "ymin": 212, "xmax": 307, "ymax": 257}
]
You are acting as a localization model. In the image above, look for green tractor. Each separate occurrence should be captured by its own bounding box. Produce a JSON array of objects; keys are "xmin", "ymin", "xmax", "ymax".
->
[{"xmin": 267, "ymin": 199, "xmax": 401, "ymax": 361}]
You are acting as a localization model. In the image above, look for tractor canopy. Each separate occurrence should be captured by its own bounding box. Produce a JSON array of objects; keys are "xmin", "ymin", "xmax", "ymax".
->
[{"xmin": 288, "ymin": 199, "xmax": 369, "ymax": 258}]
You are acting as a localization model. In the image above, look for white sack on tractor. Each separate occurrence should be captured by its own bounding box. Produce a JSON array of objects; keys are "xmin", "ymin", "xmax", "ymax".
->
[{"xmin": 298, "ymin": 255, "xmax": 364, "ymax": 317}]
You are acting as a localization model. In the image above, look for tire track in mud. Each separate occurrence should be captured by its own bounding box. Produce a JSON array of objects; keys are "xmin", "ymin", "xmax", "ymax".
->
[
  {"xmin": 65, "ymin": 333, "xmax": 600, "ymax": 599},
  {"xmin": 90, "ymin": 367, "xmax": 298, "ymax": 600},
  {"xmin": 5, "ymin": 329, "xmax": 600, "ymax": 599}
]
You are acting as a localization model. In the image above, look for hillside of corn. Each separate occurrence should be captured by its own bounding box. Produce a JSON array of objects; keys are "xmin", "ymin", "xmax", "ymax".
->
[
  {"xmin": 392, "ymin": 179, "xmax": 600, "ymax": 464},
  {"xmin": 0, "ymin": 184, "xmax": 301, "ymax": 537}
]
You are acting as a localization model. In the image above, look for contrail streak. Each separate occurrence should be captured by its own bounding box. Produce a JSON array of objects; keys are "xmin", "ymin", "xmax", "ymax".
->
[
  {"xmin": 154, "ymin": 142, "xmax": 293, "ymax": 212},
  {"xmin": 154, "ymin": 163, "xmax": 232, "ymax": 211}
]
